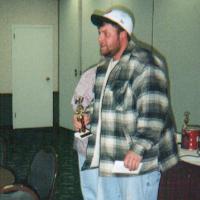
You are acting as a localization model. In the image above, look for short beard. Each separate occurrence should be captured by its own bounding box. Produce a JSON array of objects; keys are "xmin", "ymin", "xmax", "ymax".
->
[{"xmin": 100, "ymin": 50, "xmax": 112, "ymax": 57}]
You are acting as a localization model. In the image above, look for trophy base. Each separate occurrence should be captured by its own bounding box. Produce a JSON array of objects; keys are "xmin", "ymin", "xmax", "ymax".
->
[{"xmin": 75, "ymin": 130, "xmax": 92, "ymax": 140}]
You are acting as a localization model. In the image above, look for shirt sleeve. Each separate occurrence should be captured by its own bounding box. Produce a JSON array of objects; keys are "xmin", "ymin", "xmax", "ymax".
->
[
  {"xmin": 130, "ymin": 65, "xmax": 169, "ymax": 156},
  {"xmin": 71, "ymin": 67, "xmax": 96, "ymax": 111}
]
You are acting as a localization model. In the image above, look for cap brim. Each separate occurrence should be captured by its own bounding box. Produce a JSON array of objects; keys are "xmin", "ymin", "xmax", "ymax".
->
[{"xmin": 91, "ymin": 13, "xmax": 115, "ymax": 27}]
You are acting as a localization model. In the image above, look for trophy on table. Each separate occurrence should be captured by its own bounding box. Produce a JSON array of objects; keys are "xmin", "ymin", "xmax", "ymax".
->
[{"xmin": 74, "ymin": 96, "xmax": 92, "ymax": 139}]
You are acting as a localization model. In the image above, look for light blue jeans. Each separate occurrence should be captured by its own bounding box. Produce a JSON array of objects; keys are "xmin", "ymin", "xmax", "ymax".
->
[
  {"xmin": 78, "ymin": 153, "xmax": 98, "ymax": 200},
  {"xmin": 78, "ymin": 154, "xmax": 121, "ymax": 200},
  {"xmin": 97, "ymin": 171, "xmax": 161, "ymax": 200}
]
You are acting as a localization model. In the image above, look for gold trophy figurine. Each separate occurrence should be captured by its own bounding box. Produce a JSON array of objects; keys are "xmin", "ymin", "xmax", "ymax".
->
[
  {"xmin": 183, "ymin": 111, "xmax": 190, "ymax": 129},
  {"xmin": 75, "ymin": 96, "xmax": 92, "ymax": 139}
]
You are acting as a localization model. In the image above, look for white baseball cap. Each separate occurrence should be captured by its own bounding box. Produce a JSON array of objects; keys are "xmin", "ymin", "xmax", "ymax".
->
[{"xmin": 91, "ymin": 8, "xmax": 134, "ymax": 36}]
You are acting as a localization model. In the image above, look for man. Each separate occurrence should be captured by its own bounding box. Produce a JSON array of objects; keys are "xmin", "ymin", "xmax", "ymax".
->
[
  {"xmin": 71, "ymin": 66, "xmax": 98, "ymax": 200},
  {"xmin": 73, "ymin": 5, "xmax": 178, "ymax": 200}
]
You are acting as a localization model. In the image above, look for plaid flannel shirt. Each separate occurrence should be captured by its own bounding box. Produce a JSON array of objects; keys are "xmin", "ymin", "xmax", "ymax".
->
[{"xmin": 83, "ymin": 40, "xmax": 178, "ymax": 176}]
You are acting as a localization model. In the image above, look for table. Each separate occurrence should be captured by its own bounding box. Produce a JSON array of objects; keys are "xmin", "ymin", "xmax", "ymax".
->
[
  {"xmin": 179, "ymin": 147, "xmax": 200, "ymax": 166},
  {"xmin": 158, "ymin": 145, "xmax": 200, "ymax": 200},
  {"xmin": 0, "ymin": 167, "xmax": 15, "ymax": 188}
]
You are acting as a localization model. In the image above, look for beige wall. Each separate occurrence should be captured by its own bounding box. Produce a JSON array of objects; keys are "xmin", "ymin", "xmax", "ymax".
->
[
  {"xmin": 153, "ymin": 0, "xmax": 200, "ymax": 130},
  {"xmin": 0, "ymin": 0, "xmax": 58, "ymax": 93}
]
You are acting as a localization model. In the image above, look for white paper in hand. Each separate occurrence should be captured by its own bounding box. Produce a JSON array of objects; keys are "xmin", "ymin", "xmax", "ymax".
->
[{"xmin": 112, "ymin": 161, "xmax": 143, "ymax": 174}]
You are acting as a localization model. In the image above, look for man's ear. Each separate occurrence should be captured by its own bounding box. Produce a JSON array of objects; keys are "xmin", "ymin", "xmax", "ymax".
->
[{"xmin": 120, "ymin": 31, "xmax": 128, "ymax": 41}]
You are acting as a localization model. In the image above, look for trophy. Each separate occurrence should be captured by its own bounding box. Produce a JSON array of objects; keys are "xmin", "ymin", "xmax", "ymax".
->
[
  {"xmin": 183, "ymin": 111, "xmax": 190, "ymax": 129},
  {"xmin": 74, "ymin": 96, "xmax": 92, "ymax": 139},
  {"xmin": 181, "ymin": 111, "xmax": 190, "ymax": 149}
]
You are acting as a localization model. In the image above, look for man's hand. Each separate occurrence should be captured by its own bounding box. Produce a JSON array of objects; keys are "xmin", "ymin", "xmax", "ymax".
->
[
  {"xmin": 124, "ymin": 150, "xmax": 142, "ymax": 171},
  {"xmin": 73, "ymin": 114, "xmax": 90, "ymax": 131}
]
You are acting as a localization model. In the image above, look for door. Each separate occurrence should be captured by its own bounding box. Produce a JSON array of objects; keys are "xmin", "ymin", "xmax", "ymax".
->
[{"xmin": 12, "ymin": 25, "xmax": 53, "ymax": 129}]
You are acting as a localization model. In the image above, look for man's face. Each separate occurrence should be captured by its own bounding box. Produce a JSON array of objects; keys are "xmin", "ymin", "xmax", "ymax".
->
[{"xmin": 98, "ymin": 23, "xmax": 121, "ymax": 57}]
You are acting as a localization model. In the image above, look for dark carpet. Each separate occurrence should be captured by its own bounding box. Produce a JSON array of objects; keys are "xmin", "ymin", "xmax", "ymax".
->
[{"xmin": 0, "ymin": 127, "xmax": 83, "ymax": 200}]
